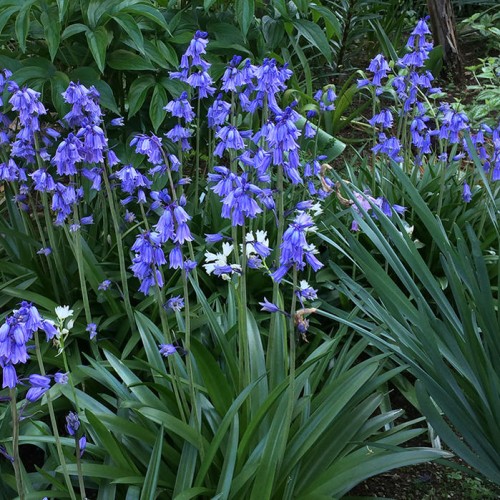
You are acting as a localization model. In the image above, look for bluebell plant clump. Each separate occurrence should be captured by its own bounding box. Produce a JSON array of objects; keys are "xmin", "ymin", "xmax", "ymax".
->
[
  {"xmin": 358, "ymin": 16, "xmax": 499, "ymax": 204},
  {"xmin": 0, "ymin": 18, "xmax": 499, "ymax": 495}
]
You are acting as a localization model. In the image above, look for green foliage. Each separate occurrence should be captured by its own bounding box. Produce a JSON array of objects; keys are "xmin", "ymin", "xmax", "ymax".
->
[
  {"xmin": 321, "ymin": 170, "xmax": 500, "ymax": 484},
  {"xmin": 465, "ymin": 57, "xmax": 500, "ymax": 127},
  {"xmin": 458, "ymin": 6, "xmax": 500, "ymax": 53},
  {"xmin": 6, "ymin": 317, "xmax": 446, "ymax": 498}
]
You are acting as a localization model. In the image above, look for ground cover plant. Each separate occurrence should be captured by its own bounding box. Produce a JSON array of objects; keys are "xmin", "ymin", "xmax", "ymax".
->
[{"xmin": 0, "ymin": 5, "xmax": 498, "ymax": 500}]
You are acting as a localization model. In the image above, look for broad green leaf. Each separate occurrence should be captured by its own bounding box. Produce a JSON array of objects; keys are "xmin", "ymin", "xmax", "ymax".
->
[
  {"xmin": 140, "ymin": 426, "xmax": 164, "ymax": 500},
  {"xmin": 86, "ymin": 26, "xmax": 109, "ymax": 73},
  {"xmin": 149, "ymin": 84, "xmax": 167, "ymax": 132},
  {"xmin": 195, "ymin": 378, "xmax": 262, "ymax": 486},
  {"xmin": 108, "ymin": 49, "xmax": 155, "ymax": 71},
  {"xmin": 0, "ymin": 6, "xmax": 19, "ymax": 35},
  {"xmin": 173, "ymin": 409, "xmax": 201, "ymax": 496},
  {"xmin": 156, "ymin": 40, "xmax": 178, "ymax": 68},
  {"xmin": 40, "ymin": 9, "xmax": 61, "ymax": 60},
  {"xmin": 123, "ymin": 5, "xmax": 171, "ymax": 34},
  {"xmin": 369, "ymin": 20, "xmax": 399, "ymax": 63},
  {"xmin": 86, "ymin": 0, "xmax": 114, "ymax": 28},
  {"xmin": 12, "ymin": 60, "xmax": 55, "ymax": 88},
  {"xmin": 0, "ymin": 55, "xmax": 21, "ymax": 73},
  {"xmin": 50, "ymin": 71, "xmax": 70, "ymax": 116},
  {"xmin": 261, "ymin": 16, "xmax": 285, "ymax": 50},
  {"xmin": 309, "ymin": 4, "xmax": 342, "ymax": 40},
  {"xmin": 236, "ymin": 0, "xmax": 254, "ymax": 39},
  {"xmin": 296, "ymin": 115, "xmax": 345, "ymax": 161},
  {"xmin": 294, "ymin": 18, "xmax": 332, "ymax": 63},
  {"xmin": 134, "ymin": 311, "xmax": 167, "ymax": 381},
  {"xmin": 281, "ymin": 360, "xmax": 379, "ymax": 478},
  {"xmin": 127, "ymin": 74, "xmax": 155, "ymax": 118},
  {"xmin": 104, "ymin": 350, "xmax": 161, "ymax": 407},
  {"xmin": 15, "ymin": 3, "xmax": 32, "ymax": 53},
  {"xmin": 56, "ymin": 0, "xmax": 69, "ymax": 22},
  {"xmin": 111, "ymin": 13, "xmax": 145, "ymax": 54},
  {"xmin": 126, "ymin": 486, "xmax": 141, "ymax": 500},
  {"xmin": 61, "ymin": 23, "xmax": 88, "ymax": 40}
]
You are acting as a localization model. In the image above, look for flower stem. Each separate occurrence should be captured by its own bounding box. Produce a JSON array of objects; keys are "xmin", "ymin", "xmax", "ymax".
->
[
  {"xmin": 41, "ymin": 192, "xmax": 69, "ymax": 299},
  {"xmin": 268, "ymin": 164, "xmax": 285, "ymax": 385},
  {"xmin": 102, "ymin": 167, "xmax": 137, "ymax": 335},
  {"xmin": 34, "ymin": 332, "xmax": 77, "ymax": 500},
  {"xmin": 239, "ymin": 225, "xmax": 249, "ymax": 390},
  {"xmin": 9, "ymin": 389, "xmax": 25, "ymax": 500},
  {"xmin": 75, "ymin": 437, "xmax": 87, "ymax": 499},
  {"xmin": 194, "ymin": 97, "xmax": 202, "ymax": 210}
]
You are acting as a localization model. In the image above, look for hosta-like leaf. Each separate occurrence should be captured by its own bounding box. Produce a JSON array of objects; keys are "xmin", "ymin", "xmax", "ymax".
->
[{"xmin": 86, "ymin": 26, "xmax": 109, "ymax": 73}]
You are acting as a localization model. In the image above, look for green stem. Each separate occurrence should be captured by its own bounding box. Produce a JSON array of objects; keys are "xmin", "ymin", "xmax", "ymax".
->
[
  {"xmin": 289, "ymin": 266, "xmax": 298, "ymax": 375},
  {"xmin": 9, "ymin": 389, "xmax": 25, "ymax": 500},
  {"xmin": 268, "ymin": 165, "xmax": 285, "ymax": 383},
  {"xmin": 138, "ymin": 206, "xmax": 190, "ymax": 423},
  {"xmin": 69, "ymin": 226, "xmax": 92, "ymax": 325},
  {"xmin": 41, "ymin": 192, "xmax": 69, "ymax": 300},
  {"xmin": 33, "ymin": 133, "xmax": 68, "ymax": 299},
  {"xmin": 34, "ymin": 333, "xmax": 77, "ymax": 500},
  {"xmin": 60, "ymin": 341, "xmax": 81, "ymax": 413},
  {"xmin": 75, "ymin": 436, "xmax": 87, "ymax": 499},
  {"xmin": 29, "ymin": 198, "xmax": 60, "ymax": 302},
  {"xmin": 194, "ymin": 97, "xmax": 202, "ymax": 210},
  {"xmin": 102, "ymin": 168, "xmax": 137, "ymax": 335},
  {"xmin": 239, "ymin": 225, "xmax": 249, "ymax": 390}
]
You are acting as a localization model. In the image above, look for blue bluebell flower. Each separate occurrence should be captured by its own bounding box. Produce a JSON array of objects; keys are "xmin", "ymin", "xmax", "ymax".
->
[
  {"xmin": 98, "ymin": 280, "xmax": 112, "ymax": 291},
  {"xmin": 159, "ymin": 343, "xmax": 177, "ymax": 357},
  {"xmin": 221, "ymin": 55, "xmax": 247, "ymax": 92},
  {"xmin": 66, "ymin": 411, "xmax": 80, "ymax": 436},
  {"xmin": 81, "ymin": 167, "xmax": 103, "ymax": 191},
  {"xmin": 372, "ymin": 133, "xmax": 403, "ymax": 162},
  {"xmin": 30, "ymin": 168, "xmax": 56, "ymax": 192},
  {"xmin": 0, "ymin": 159, "xmax": 24, "ymax": 182},
  {"xmin": 214, "ymin": 125, "xmax": 247, "ymax": 156},
  {"xmin": 272, "ymin": 212, "xmax": 323, "ymax": 282},
  {"xmin": 130, "ymin": 134, "xmax": 164, "ymax": 165},
  {"xmin": 164, "ymin": 91, "xmax": 195, "ymax": 122},
  {"xmin": 26, "ymin": 374, "xmax": 51, "ymax": 402},
  {"xmin": 205, "ymin": 233, "xmax": 224, "ymax": 243},
  {"xmin": 219, "ymin": 173, "xmax": 263, "ymax": 226},
  {"xmin": 181, "ymin": 31, "xmax": 210, "ymax": 69},
  {"xmin": 76, "ymin": 124, "xmax": 107, "ymax": 163},
  {"xmin": 62, "ymin": 82, "xmax": 102, "ymax": 127},
  {"xmin": 54, "ymin": 372, "xmax": 68, "ymax": 384},
  {"xmin": 207, "ymin": 94, "xmax": 231, "ymax": 127},
  {"xmin": 164, "ymin": 296, "xmax": 184, "ymax": 312},
  {"xmin": 130, "ymin": 231, "xmax": 166, "ymax": 295},
  {"xmin": 86, "ymin": 323, "xmax": 97, "ymax": 340},
  {"xmin": 165, "ymin": 124, "xmax": 193, "ymax": 151},
  {"xmin": 187, "ymin": 70, "xmax": 215, "ymax": 98},
  {"xmin": 368, "ymin": 109, "xmax": 394, "ymax": 129},
  {"xmin": 259, "ymin": 298, "xmax": 281, "ymax": 314},
  {"xmin": 462, "ymin": 182, "xmax": 472, "ymax": 202}
]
